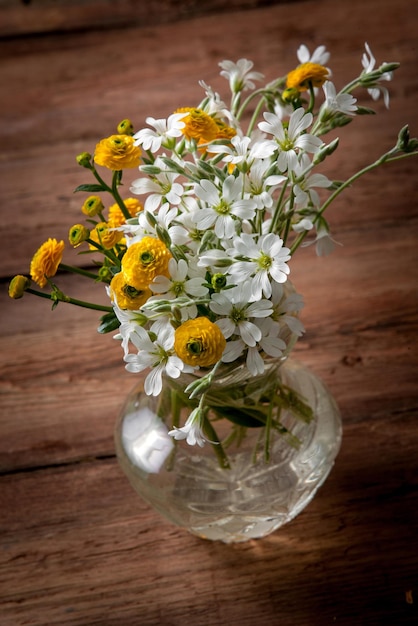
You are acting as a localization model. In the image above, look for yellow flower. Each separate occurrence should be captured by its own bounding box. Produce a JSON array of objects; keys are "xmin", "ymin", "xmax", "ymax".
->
[
  {"xmin": 108, "ymin": 198, "xmax": 143, "ymax": 228},
  {"xmin": 214, "ymin": 119, "xmax": 237, "ymax": 141},
  {"xmin": 117, "ymin": 118, "xmax": 134, "ymax": 135},
  {"xmin": 8, "ymin": 275, "xmax": 30, "ymax": 299},
  {"xmin": 82, "ymin": 195, "xmax": 104, "ymax": 217},
  {"xmin": 109, "ymin": 272, "xmax": 151, "ymax": 310},
  {"xmin": 286, "ymin": 62, "xmax": 330, "ymax": 92},
  {"xmin": 174, "ymin": 107, "xmax": 219, "ymax": 143},
  {"xmin": 94, "ymin": 134, "xmax": 141, "ymax": 170},
  {"xmin": 30, "ymin": 238, "xmax": 65, "ymax": 288},
  {"xmin": 69, "ymin": 224, "xmax": 90, "ymax": 247},
  {"xmin": 89, "ymin": 222, "xmax": 124, "ymax": 250},
  {"xmin": 174, "ymin": 317, "xmax": 226, "ymax": 367},
  {"xmin": 122, "ymin": 236, "xmax": 171, "ymax": 289}
]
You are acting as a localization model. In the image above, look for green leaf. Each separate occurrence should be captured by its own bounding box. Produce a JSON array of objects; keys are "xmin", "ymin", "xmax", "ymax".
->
[
  {"xmin": 97, "ymin": 311, "xmax": 120, "ymax": 334},
  {"xmin": 74, "ymin": 184, "xmax": 106, "ymax": 193}
]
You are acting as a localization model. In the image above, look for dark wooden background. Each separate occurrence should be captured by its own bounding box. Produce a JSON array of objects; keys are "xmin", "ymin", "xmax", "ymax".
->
[{"xmin": 1, "ymin": 0, "xmax": 418, "ymax": 624}]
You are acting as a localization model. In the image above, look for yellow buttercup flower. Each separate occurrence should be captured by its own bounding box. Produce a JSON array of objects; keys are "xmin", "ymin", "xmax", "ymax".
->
[
  {"xmin": 8, "ymin": 275, "xmax": 31, "ymax": 299},
  {"xmin": 286, "ymin": 62, "xmax": 330, "ymax": 92},
  {"xmin": 109, "ymin": 272, "xmax": 151, "ymax": 310},
  {"xmin": 214, "ymin": 119, "xmax": 237, "ymax": 141},
  {"xmin": 174, "ymin": 107, "xmax": 219, "ymax": 143},
  {"xmin": 108, "ymin": 198, "xmax": 143, "ymax": 228},
  {"xmin": 94, "ymin": 134, "xmax": 141, "ymax": 170},
  {"xmin": 174, "ymin": 317, "xmax": 226, "ymax": 367},
  {"xmin": 30, "ymin": 238, "xmax": 65, "ymax": 288},
  {"xmin": 89, "ymin": 222, "xmax": 124, "ymax": 250},
  {"xmin": 122, "ymin": 236, "xmax": 172, "ymax": 289}
]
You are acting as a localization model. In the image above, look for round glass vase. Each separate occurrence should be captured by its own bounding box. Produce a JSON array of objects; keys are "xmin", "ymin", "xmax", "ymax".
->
[{"xmin": 114, "ymin": 357, "xmax": 342, "ymax": 543}]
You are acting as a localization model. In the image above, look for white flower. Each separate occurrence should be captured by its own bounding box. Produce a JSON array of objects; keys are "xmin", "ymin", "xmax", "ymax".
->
[
  {"xmin": 208, "ymin": 135, "xmax": 276, "ymax": 165},
  {"xmin": 130, "ymin": 158, "xmax": 184, "ymax": 212},
  {"xmin": 193, "ymin": 175, "xmax": 257, "ymax": 239},
  {"xmin": 124, "ymin": 325, "xmax": 190, "ymax": 396},
  {"xmin": 111, "ymin": 304, "xmax": 148, "ymax": 358},
  {"xmin": 322, "ymin": 81, "xmax": 357, "ymax": 116},
  {"xmin": 133, "ymin": 113, "xmax": 187, "ymax": 152},
  {"xmin": 258, "ymin": 108, "xmax": 323, "ymax": 172},
  {"xmin": 121, "ymin": 407, "xmax": 174, "ymax": 473},
  {"xmin": 361, "ymin": 43, "xmax": 393, "ymax": 108},
  {"xmin": 219, "ymin": 58, "xmax": 264, "ymax": 92},
  {"xmin": 150, "ymin": 258, "xmax": 208, "ymax": 320},
  {"xmin": 210, "ymin": 284, "xmax": 272, "ymax": 347},
  {"xmin": 226, "ymin": 233, "xmax": 291, "ymax": 300},
  {"xmin": 198, "ymin": 80, "xmax": 233, "ymax": 121},
  {"xmin": 293, "ymin": 156, "xmax": 332, "ymax": 208},
  {"xmin": 136, "ymin": 204, "xmax": 189, "ymax": 246},
  {"xmin": 302, "ymin": 225, "xmax": 342, "ymax": 257},
  {"xmin": 169, "ymin": 408, "xmax": 208, "ymax": 447},
  {"xmin": 297, "ymin": 44, "xmax": 330, "ymax": 66},
  {"xmin": 244, "ymin": 159, "xmax": 286, "ymax": 210}
]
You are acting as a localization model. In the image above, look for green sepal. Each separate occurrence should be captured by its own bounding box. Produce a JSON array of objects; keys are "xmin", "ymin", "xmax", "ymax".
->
[{"xmin": 97, "ymin": 311, "xmax": 120, "ymax": 334}]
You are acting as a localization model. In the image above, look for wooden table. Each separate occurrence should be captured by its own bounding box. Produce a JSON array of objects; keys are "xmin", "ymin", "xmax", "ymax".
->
[{"xmin": 1, "ymin": 0, "xmax": 418, "ymax": 624}]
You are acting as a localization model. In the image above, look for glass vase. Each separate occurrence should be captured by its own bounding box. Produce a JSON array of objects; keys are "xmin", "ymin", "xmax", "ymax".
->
[{"xmin": 114, "ymin": 357, "xmax": 342, "ymax": 543}]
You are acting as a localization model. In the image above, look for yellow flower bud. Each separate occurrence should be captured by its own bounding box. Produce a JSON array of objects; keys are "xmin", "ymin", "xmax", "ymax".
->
[
  {"xmin": 8, "ymin": 275, "xmax": 30, "ymax": 299},
  {"xmin": 69, "ymin": 224, "xmax": 90, "ymax": 247},
  {"xmin": 89, "ymin": 222, "xmax": 123, "ymax": 250},
  {"xmin": 76, "ymin": 152, "xmax": 92, "ymax": 168},
  {"xmin": 174, "ymin": 317, "xmax": 226, "ymax": 367},
  {"xmin": 117, "ymin": 119, "xmax": 134, "ymax": 135},
  {"xmin": 94, "ymin": 134, "xmax": 141, "ymax": 170},
  {"xmin": 81, "ymin": 195, "xmax": 104, "ymax": 217},
  {"xmin": 282, "ymin": 87, "xmax": 300, "ymax": 103}
]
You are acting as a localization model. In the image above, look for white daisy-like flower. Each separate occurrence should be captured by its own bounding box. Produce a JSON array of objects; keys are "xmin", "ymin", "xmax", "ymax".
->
[
  {"xmin": 208, "ymin": 135, "xmax": 276, "ymax": 165},
  {"xmin": 257, "ymin": 282, "xmax": 305, "ymax": 340},
  {"xmin": 361, "ymin": 42, "xmax": 393, "ymax": 108},
  {"xmin": 297, "ymin": 44, "xmax": 330, "ymax": 66},
  {"xmin": 210, "ymin": 284, "xmax": 272, "ymax": 347},
  {"xmin": 111, "ymin": 303, "xmax": 149, "ymax": 359},
  {"xmin": 133, "ymin": 113, "xmax": 187, "ymax": 152},
  {"xmin": 124, "ymin": 325, "xmax": 192, "ymax": 396},
  {"xmin": 219, "ymin": 58, "xmax": 264, "ymax": 93},
  {"xmin": 302, "ymin": 225, "xmax": 342, "ymax": 257},
  {"xmin": 130, "ymin": 158, "xmax": 184, "ymax": 213},
  {"xmin": 258, "ymin": 108, "xmax": 323, "ymax": 172},
  {"xmin": 322, "ymin": 81, "xmax": 358, "ymax": 116},
  {"xmin": 293, "ymin": 155, "xmax": 332, "ymax": 208},
  {"xmin": 198, "ymin": 80, "xmax": 233, "ymax": 121},
  {"xmin": 226, "ymin": 233, "xmax": 291, "ymax": 300},
  {"xmin": 168, "ymin": 407, "xmax": 208, "ymax": 447},
  {"xmin": 193, "ymin": 174, "xmax": 257, "ymax": 239},
  {"xmin": 149, "ymin": 258, "xmax": 208, "ymax": 320},
  {"xmin": 244, "ymin": 159, "xmax": 286, "ymax": 210},
  {"xmin": 135, "ymin": 204, "xmax": 189, "ymax": 246}
]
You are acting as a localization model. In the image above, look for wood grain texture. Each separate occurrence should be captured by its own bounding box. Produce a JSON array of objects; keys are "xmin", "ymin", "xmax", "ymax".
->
[{"xmin": 1, "ymin": 0, "xmax": 418, "ymax": 624}]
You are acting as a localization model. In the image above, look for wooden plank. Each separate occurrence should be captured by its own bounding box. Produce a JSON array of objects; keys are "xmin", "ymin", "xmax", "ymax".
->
[
  {"xmin": 0, "ymin": 426, "xmax": 417, "ymax": 625},
  {"xmin": 0, "ymin": 0, "xmax": 299, "ymax": 37}
]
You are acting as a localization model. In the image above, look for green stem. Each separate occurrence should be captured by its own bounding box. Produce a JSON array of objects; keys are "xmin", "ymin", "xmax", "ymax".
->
[
  {"xmin": 289, "ymin": 148, "xmax": 417, "ymax": 254},
  {"xmin": 202, "ymin": 416, "xmax": 231, "ymax": 470},
  {"xmin": 59, "ymin": 263, "xmax": 99, "ymax": 281},
  {"xmin": 26, "ymin": 287, "xmax": 113, "ymax": 312}
]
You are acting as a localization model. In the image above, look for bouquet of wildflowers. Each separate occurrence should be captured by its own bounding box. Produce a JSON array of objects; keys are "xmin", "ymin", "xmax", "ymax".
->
[{"xmin": 10, "ymin": 43, "xmax": 418, "ymax": 463}]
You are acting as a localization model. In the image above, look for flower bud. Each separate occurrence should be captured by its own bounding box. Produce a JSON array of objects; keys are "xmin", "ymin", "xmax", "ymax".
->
[
  {"xmin": 8, "ymin": 275, "xmax": 31, "ymax": 299},
  {"xmin": 313, "ymin": 137, "xmax": 339, "ymax": 165},
  {"xmin": 117, "ymin": 119, "xmax": 134, "ymax": 135},
  {"xmin": 282, "ymin": 87, "xmax": 300, "ymax": 103},
  {"xmin": 76, "ymin": 152, "xmax": 93, "ymax": 168},
  {"xmin": 82, "ymin": 195, "xmax": 104, "ymax": 217},
  {"xmin": 211, "ymin": 273, "xmax": 227, "ymax": 291},
  {"xmin": 69, "ymin": 224, "xmax": 90, "ymax": 247}
]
